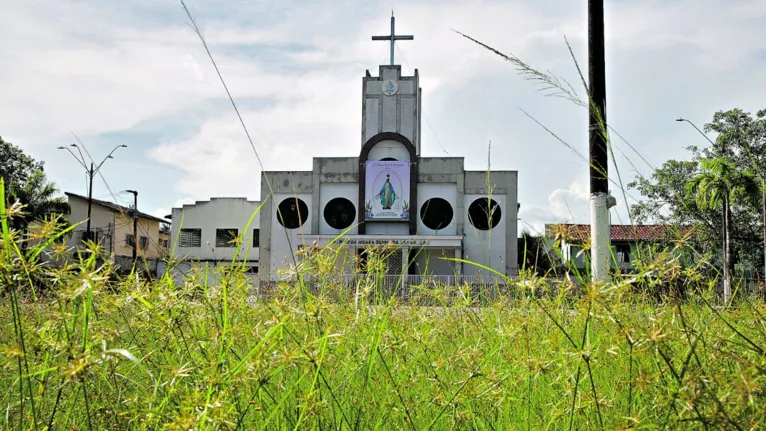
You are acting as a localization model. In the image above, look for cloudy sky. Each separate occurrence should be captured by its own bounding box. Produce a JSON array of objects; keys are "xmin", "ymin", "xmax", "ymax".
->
[{"xmin": 2, "ymin": 0, "xmax": 765, "ymax": 234}]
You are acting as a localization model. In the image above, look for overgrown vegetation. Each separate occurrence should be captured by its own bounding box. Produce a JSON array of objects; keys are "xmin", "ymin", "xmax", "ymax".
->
[
  {"xmin": 1, "ymin": 136, "xmax": 70, "ymax": 240},
  {"xmin": 4, "ymin": 4, "xmax": 766, "ymax": 429},
  {"xmin": 3, "ymin": 178, "xmax": 766, "ymax": 430}
]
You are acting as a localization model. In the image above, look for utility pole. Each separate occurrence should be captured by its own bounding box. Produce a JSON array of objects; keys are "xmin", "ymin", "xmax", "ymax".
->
[
  {"xmin": 126, "ymin": 190, "xmax": 138, "ymax": 261},
  {"xmin": 588, "ymin": 0, "xmax": 614, "ymax": 282},
  {"xmin": 677, "ymin": 117, "xmax": 733, "ymax": 303},
  {"xmin": 86, "ymin": 162, "xmax": 94, "ymax": 241},
  {"xmin": 59, "ymin": 143, "xmax": 128, "ymax": 244}
]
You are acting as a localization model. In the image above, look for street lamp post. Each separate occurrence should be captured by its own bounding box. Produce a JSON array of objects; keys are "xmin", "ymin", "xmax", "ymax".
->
[
  {"xmin": 125, "ymin": 190, "xmax": 138, "ymax": 261},
  {"xmin": 58, "ymin": 143, "xmax": 128, "ymax": 243}
]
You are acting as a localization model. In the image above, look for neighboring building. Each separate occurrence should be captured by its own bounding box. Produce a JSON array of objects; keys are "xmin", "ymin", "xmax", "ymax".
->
[
  {"xmin": 166, "ymin": 197, "xmax": 261, "ymax": 278},
  {"xmin": 159, "ymin": 226, "xmax": 170, "ymax": 252},
  {"xmin": 545, "ymin": 223, "xmax": 694, "ymax": 272},
  {"xmin": 63, "ymin": 192, "xmax": 169, "ymax": 259},
  {"xmin": 257, "ymin": 18, "xmax": 519, "ymax": 284}
]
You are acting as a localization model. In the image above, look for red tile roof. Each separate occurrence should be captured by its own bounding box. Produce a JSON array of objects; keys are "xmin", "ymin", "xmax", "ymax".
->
[{"xmin": 545, "ymin": 224, "xmax": 695, "ymax": 242}]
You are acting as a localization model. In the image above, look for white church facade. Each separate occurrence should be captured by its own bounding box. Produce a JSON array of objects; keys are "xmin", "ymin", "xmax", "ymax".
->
[
  {"xmin": 259, "ymin": 61, "xmax": 518, "ymax": 283},
  {"xmin": 169, "ymin": 17, "xmax": 519, "ymax": 286}
]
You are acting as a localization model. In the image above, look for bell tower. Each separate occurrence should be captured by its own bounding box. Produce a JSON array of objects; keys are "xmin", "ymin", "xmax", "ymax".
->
[{"xmin": 361, "ymin": 14, "xmax": 422, "ymax": 155}]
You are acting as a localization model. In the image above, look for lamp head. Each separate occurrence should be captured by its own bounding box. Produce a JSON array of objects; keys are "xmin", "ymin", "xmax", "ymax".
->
[
  {"xmin": 676, "ymin": 118, "xmax": 685, "ymax": 122},
  {"xmin": 57, "ymin": 146, "xmax": 65, "ymax": 150},
  {"xmin": 120, "ymin": 144, "xmax": 128, "ymax": 148},
  {"xmin": 70, "ymin": 143, "xmax": 78, "ymax": 147}
]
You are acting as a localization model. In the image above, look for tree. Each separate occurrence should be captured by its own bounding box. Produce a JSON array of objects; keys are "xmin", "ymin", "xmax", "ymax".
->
[
  {"xmin": 1, "ymin": 137, "xmax": 70, "ymax": 245},
  {"xmin": 518, "ymin": 230, "xmax": 565, "ymax": 276},
  {"xmin": 629, "ymin": 108, "xmax": 766, "ymax": 281},
  {"xmin": 686, "ymin": 157, "xmax": 761, "ymax": 304},
  {"xmin": 8, "ymin": 168, "xmax": 71, "ymax": 236},
  {"xmin": 0, "ymin": 136, "xmax": 45, "ymax": 188}
]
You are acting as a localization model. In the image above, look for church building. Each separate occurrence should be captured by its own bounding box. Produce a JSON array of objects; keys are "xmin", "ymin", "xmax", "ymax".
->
[{"xmin": 258, "ymin": 16, "xmax": 518, "ymax": 284}]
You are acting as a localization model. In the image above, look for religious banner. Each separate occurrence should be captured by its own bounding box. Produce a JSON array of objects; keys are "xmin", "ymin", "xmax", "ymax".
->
[{"xmin": 364, "ymin": 160, "xmax": 410, "ymax": 221}]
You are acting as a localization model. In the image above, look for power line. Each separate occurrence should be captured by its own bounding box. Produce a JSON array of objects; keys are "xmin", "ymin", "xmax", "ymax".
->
[
  {"xmin": 178, "ymin": 0, "xmax": 299, "ymax": 276},
  {"xmin": 394, "ymin": 43, "xmax": 449, "ymax": 156}
]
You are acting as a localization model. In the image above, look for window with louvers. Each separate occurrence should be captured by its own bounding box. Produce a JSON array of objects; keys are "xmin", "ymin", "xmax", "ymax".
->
[
  {"xmin": 179, "ymin": 228, "xmax": 201, "ymax": 247},
  {"xmin": 216, "ymin": 228, "xmax": 238, "ymax": 248},
  {"xmin": 252, "ymin": 229, "xmax": 260, "ymax": 247}
]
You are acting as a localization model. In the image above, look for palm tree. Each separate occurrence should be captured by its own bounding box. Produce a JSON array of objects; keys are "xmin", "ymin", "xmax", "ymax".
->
[
  {"xmin": 686, "ymin": 157, "xmax": 761, "ymax": 304},
  {"xmin": 7, "ymin": 168, "xmax": 71, "ymax": 245}
]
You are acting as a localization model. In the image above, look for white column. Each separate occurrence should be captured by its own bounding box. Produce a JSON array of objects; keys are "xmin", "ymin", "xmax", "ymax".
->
[
  {"xmin": 590, "ymin": 192, "xmax": 615, "ymax": 282},
  {"xmin": 455, "ymin": 248, "xmax": 462, "ymax": 275}
]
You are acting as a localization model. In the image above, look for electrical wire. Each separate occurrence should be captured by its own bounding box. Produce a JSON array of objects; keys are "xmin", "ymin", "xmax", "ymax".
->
[{"xmin": 394, "ymin": 43, "xmax": 450, "ymax": 156}]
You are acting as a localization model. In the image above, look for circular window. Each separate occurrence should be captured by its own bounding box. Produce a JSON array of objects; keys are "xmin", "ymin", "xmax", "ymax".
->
[
  {"xmin": 323, "ymin": 197, "xmax": 356, "ymax": 230},
  {"xmin": 419, "ymin": 198, "xmax": 454, "ymax": 231},
  {"xmin": 467, "ymin": 198, "xmax": 502, "ymax": 230},
  {"xmin": 277, "ymin": 197, "xmax": 309, "ymax": 229}
]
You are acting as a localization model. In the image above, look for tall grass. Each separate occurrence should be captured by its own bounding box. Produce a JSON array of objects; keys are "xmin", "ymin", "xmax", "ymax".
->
[
  {"xmin": 3, "ymin": 7, "xmax": 765, "ymax": 430},
  {"xmin": 3, "ymin": 179, "xmax": 766, "ymax": 430}
]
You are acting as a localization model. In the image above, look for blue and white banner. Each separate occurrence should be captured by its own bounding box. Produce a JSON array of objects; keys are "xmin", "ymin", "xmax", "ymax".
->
[{"xmin": 364, "ymin": 160, "xmax": 410, "ymax": 221}]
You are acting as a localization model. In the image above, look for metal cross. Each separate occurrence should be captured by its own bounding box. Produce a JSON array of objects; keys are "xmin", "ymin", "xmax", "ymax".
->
[{"xmin": 372, "ymin": 12, "xmax": 413, "ymax": 66}]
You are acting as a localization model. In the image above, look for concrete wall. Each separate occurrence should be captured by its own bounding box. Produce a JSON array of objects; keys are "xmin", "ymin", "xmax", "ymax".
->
[
  {"xmin": 318, "ymin": 183, "xmax": 359, "ymax": 235},
  {"xmin": 113, "ymin": 214, "xmax": 164, "ymax": 259},
  {"xmin": 260, "ymin": 160, "xmax": 518, "ymax": 280},
  {"xmin": 367, "ymin": 140, "xmax": 411, "ymax": 161},
  {"xmin": 416, "ymin": 182, "xmax": 458, "ymax": 236},
  {"xmin": 463, "ymin": 193, "xmax": 507, "ymax": 277},
  {"xmin": 362, "ymin": 65, "xmax": 420, "ymax": 154},
  {"xmin": 418, "ymin": 158, "xmax": 466, "ymax": 238},
  {"xmin": 464, "ymin": 170, "xmax": 519, "ymax": 277},
  {"xmin": 412, "ymin": 248, "xmax": 459, "ymax": 276},
  {"xmin": 312, "ymin": 158, "xmax": 359, "ymax": 235},
  {"xmin": 259, "ymin": 170, "xmax": 315, "ymax": 280},
  {"xmin": 170, "ymin": 197, "xmax": 261, "ymax": 263},
  {"xmin": 65, "ymin": 195, "xmax": 166, "ymax": 259},
  {"xmin": 163, "ymin": 260, "xmax": 259, "ymax": 289}
]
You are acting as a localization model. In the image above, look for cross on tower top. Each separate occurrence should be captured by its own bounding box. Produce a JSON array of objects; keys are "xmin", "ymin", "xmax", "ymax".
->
[{"xmin": 371, "ymin": 12, "xmax": 414, "ymax": 66}]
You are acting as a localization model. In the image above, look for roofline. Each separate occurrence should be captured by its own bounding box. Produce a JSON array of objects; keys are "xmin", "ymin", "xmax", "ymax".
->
[
  {"xmin": 169, "ymin": 197, "xmax": 262, "ymax": 213},
  {"xmin": 65, "ymin": 192, "xmax": 167, "ymax": 223}
]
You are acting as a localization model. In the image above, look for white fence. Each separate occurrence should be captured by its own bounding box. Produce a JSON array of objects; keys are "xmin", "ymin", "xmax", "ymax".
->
[{"xmin": 257, "ymin": 273, "xmax": 546, "ymax": 305}]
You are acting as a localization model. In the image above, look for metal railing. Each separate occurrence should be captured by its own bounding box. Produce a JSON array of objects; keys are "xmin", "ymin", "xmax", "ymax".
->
[{"xmin": 256, "ymin": 273, "xmax": 555, "ymax": 306}]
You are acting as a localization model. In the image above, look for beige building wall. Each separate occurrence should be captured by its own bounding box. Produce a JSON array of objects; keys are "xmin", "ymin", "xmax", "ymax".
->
[
  {"xmin": 113, "ymin": 214, "xmax": 164, "ymax": 259},
  {"xmin": 64, "ymin": 194, "xmax": 167, "ymax": 259},
  {"xmin": 65, "ymin": 196, "xmax": 116, "ymax": 253}
]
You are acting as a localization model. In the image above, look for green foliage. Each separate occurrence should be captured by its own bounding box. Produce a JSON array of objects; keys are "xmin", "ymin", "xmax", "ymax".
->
[
  {"xmin": 518, "ymin": 230, "xmax": 566, "ymax": 277},
  {"xmin": 686, "ymin": 157, "xmax": 761, "ymax": 211},
  {"xmin": 4, "ymin": 181, "xmax": 766, "ymax": 430},
  {"xmin": 0, "ymin": 136, "xmax": 70, "ymax": 236},
  {"xmin": 0, "ymin": 136, "xmax": 45, "ymax": 189},
  {"xmin": 8, "ymin": 169, "xmax": 71, "ymax": 233},
  {"xmin": 630, "ymin": 109, "xmax": 766, "ymax": 273}
]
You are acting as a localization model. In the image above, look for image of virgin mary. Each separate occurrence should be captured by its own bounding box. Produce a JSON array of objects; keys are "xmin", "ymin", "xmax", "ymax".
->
[{"xmin": 379, "ymin": 174, "xmax": 396, "ymax": 209}]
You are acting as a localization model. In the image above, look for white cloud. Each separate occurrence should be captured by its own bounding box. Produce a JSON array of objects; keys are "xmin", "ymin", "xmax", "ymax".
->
[
  {"xmin": 152, "ymin": 196, "xmax": 197, "ymax": 220},
  {"xmin": 2, "ymin": 0, "xmax": 766, "ymax": 233}
]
